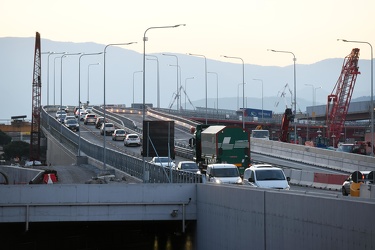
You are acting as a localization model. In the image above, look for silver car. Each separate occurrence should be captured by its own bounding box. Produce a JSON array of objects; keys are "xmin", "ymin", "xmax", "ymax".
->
[
  {"xmin": 100, "ymin": 123, "xmax": 115, "ymax": 136},
  {"xmin": 112, "ymin": 129, "xmax": 127, "ymax": 141}
]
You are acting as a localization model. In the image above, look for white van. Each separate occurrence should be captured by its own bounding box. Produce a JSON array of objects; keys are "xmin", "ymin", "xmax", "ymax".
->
[
  {"xmin": 206, "ymin": 164, "xmax": 242, "ymax": 185},
  {"xmin": 243, "ymin": 164, "xmax": 290, "ymax": 190}
]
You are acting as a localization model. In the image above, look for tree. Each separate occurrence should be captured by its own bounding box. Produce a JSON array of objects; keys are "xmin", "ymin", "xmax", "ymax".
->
[
  {"xmin": 0, "ymin": 130, "xmax": 11, "ymax": 146},
  {"xmin": 3, "ymin": 141, "xmax": 29, "ymax": 161}
]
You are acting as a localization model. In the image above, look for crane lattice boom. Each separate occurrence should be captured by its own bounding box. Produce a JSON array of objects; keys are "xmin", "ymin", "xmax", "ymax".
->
[
  {"xmin": 30, "ymin": 32, "xmax": 42, "ymax": 161},
  {"xmin": 326, "ymin": 48, "xmax": 360, "ymax": 147}
]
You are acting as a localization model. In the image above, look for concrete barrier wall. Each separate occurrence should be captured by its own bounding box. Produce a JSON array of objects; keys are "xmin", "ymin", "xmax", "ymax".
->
[
  {"xmin": 44, "ymin": 128, "xmax": 77, "ymax": 166},
  {"xmin": 251, "ymin": 138, "xmax": 375, "ymax": 172},
  {"xmin": 0, "ymin": 184, "xmax": 197, "ymax": 223},
  {"xmin": 0, "ymin": 166, "xmax": 43, "ymax": 184},
  {"xmin": 196, "ymin": 184, "xmax": 375, "ymax": 250}
]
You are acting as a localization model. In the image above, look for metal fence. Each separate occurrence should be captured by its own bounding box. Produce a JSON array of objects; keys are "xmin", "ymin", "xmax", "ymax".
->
[{"xmin": 41, "ymin": 106, "xmax": 202, "ymax": 183}]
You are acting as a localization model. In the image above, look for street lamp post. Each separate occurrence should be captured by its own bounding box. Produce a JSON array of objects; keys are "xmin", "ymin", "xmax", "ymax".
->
[
  {"xmin": 143, "ymin": 24, "xmax": 186, "ymax": 182},
  {"xmin": 87, "ymin": 63, "xmax": 100, "ymax": 105},
  {"xmin": 314, "ymin": 86, "xmax": 322, "ymax": 108},
  {"xmin": 222, "ymin": 55, "xmax": 245, "ymax": 129},
  {"xmin": 268, "ymin": 49, "xmax": 297, "ymax": 144},
  {"xmin": 41, "ymin": 51, "xmax": 53, "ymax": 106},
  {"xmin": 143, "ymin": 24, "xmax": 185, "ymax": 121},
  {"xmin": 103, "ymin": 42, "xmax": 136, "ymax": 171},
  {"xmin": 338, "ymin": 39, "xmax": 374, "ymax": 156},
  {"xmin": 162, "ymin": 53, "xmax": 180, "ymax": 111},
  {"xmin": 188, "ymin": 53, "xmax": 208, "ymax": 124},
  {"xmin": 44, "ymin": 52, "xmax": 66, "ymax": 106},
  {"xmin": 78, "ymin": 53, "xmax": 102, "ymax": 157},
  {"xmin": 53, "ymin": 54, "xmax": 66, "ymax": 105},
  {"xmin": 60, "ymin": 53, "xmax": 81, "ymax": 135},
  {"xmin": 146, "ymin": 55, "xmax": 160, "ymax": 108},
  {"xmin": 253, "ymin": 79, "xmax": 264, "ymax": 120},
  {"xmin": 208, "ymin": 72, "xmax": 219, "ymax": 114},
  {"xmin": 305, "ymin": 84, "xmax": 322, "ymax": 120},
  {"xmin": 305, "ymin": 84, "xmax": 314, "ymax": 116},
  {"xmin": 133, "ymin": 70, "xmax": 143, "ymax": 105},
  {"xmin": 237, "ymin": 83, "xmax": 242, "ymax": 110},
  {"xmin": 305, "ymin": 84, "xmax": 315, "ymax": 141},
  {"xmin": 184, "ymin": 77, "xmax": 194, "ymax": 110}
]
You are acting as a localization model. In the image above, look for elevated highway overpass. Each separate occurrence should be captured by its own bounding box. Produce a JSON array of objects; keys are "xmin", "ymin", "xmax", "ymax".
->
[{"xmin": 1, "ymin": 106, "xmax": 375, "ymax": 249}]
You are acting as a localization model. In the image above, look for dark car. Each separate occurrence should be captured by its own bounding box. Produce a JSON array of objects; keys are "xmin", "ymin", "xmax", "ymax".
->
[
  {"xmin": 176, "ymin": 161, "xmax": 201, "ymax": 174},
  {"xmin": 64, "ymin": 119, "xmax": 79, "ymax": 132}
]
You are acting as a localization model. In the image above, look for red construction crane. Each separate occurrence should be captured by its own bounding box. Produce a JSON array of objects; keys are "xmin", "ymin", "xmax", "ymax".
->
[
  {"xmin": 29, "ymin": 32, "xmax": 42, "ymax": 161},
  {"xmin": 326, "ymin": 48, "xmax": 360, "ymax": 147},
  {"xmin": 275, "ymin": 83, "xmax": 294, "ymax": 143}
]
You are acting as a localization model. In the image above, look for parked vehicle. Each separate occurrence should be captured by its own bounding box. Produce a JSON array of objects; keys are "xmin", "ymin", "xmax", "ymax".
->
[
  {"xmin": 336, "ymin": 143, "xmax": 367, "ymax": 155},
  {"xmin": 243, "ymin": 164, "xmax": 290, "ymax": 190},
  {"xmin": 206, "ymin": 163, "xmax": 242, "ymax": 184},
  {"xmin": 112, "ymin": 129, "xmax": 127, "ymax": 141},
  {"xmin": 251, "ymin": 129, "xmax": 270, "ymax": 140},
  {"xmin": 100, "ymin": 123, "xmax": 115, "ymax": 136},
  {"xmin": 150, "ymin": 157, "xmax": 175, "ymax": 168},
  {"xmin": 175, "ymin": 161, "xmax": 201, "ymax": 174},
  {"xmin": 84, "ymin": 114, "xmax": 97, "ymax": 125},
  {"xmin": 64, "ymin": 119, "xmax": 79, "ymax": 132},
  {"xmin": 124, "ymin": 134, "xmax": 141, "ymax": 146}
]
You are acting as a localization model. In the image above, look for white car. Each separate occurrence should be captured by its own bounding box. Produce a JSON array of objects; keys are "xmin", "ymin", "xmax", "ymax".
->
[
  {"xmin": 55, "ymin": 110, "xmax": 66, "ymax": 119},
  {"xmin": 243, "ymin": 164, "xmax": 290, "ymax": 190},
  {"xmin": 63, "ymin": 115, "xmax": 76, "ymax": 124},
  {"xmin": 150, "ymin": 157, "xmax": 175, "ymax": 168},
  {"xmin": 206, "ymin": 163, "xmax": 242, "ymax": 184},
  {"xmin": 124, "ymin": 133, "xmax": 141, "ymax": 146}
]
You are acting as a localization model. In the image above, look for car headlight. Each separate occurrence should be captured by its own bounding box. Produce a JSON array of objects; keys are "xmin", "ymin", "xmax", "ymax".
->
[
  {"xmin": 236, "ymin": 178, "xmax": 243, "ymax": 184},
  {"xmin": 285, "ymin": 185, "xmax": 290, "ymax": 190},
  {"xmin": 214, "ymin": 178, "xmax": 222, "ymax": 184}
]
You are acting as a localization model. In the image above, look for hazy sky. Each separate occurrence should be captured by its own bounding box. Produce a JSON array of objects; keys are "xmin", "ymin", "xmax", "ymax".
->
[{"xmin": 1, "ymin": 0, "xmax": 374, "ymax": 66}]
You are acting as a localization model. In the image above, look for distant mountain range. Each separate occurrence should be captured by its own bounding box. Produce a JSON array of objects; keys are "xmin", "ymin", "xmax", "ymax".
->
[{"xmin": 0, "ymin": 37, "xmax": 373, "ymax": 120}]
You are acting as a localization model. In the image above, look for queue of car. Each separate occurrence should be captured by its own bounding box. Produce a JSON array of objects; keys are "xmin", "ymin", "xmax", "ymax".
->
[{"xmin": 56, "ymin": 107, "xmax": 374, "ymax": 196}]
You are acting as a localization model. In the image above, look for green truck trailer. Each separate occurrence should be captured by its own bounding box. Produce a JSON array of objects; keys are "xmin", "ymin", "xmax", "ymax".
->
[{"xmin": 190, "ymin": 125, "xmax": 251, "ymax": 175}]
